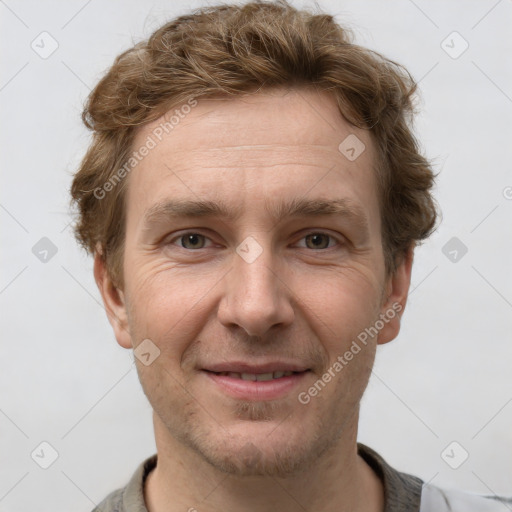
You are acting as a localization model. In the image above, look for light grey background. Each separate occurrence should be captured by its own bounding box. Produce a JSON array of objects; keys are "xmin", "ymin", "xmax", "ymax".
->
[{"xmin": 1, "ymin": 0, "xmax": 511, "ymax": 510}]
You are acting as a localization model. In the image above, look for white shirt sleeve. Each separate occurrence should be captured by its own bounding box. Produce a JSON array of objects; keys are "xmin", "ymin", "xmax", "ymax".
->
[{"xmin": 420, "ymin": 483, "xmax": 512, "ymax": 512}]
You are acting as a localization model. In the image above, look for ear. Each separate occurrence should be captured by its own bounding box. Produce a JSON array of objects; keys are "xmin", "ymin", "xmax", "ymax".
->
[
  {"xmin": 93, "ymin": 252, "xmax": 132, "ymax": 349},
  {"xmin": 377, "ymin": 246, "xmax": 414, "ymax": 346}
]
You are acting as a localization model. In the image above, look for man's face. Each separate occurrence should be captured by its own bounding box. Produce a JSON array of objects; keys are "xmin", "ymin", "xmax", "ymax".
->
[{"xmin": 100, "ymin": 88, "xmax": 408, "ymax": 477}]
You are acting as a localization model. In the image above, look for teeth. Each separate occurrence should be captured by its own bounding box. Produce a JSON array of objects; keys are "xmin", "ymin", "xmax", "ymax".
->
[
  {"xmin": 216, "ymin": 370, "xmax": 300, "ymax": 380},
  {"xmin": 256, "ymin": 372, "xmax": 274, "ymax": 382}
]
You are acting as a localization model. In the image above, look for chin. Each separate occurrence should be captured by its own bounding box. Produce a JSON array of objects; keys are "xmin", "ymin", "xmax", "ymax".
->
[
  {"xmin": 184, "ymin": 414, "xmax": 335, "ymax": 478},
  {"xmin": 201, "ymin": 439, "xmax": 316, "ymax": 477}
]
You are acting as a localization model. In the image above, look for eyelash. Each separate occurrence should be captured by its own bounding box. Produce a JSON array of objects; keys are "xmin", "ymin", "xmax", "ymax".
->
[{"xmin": 166, "ymin": 231, "xmax": 343, "ymax": 251}]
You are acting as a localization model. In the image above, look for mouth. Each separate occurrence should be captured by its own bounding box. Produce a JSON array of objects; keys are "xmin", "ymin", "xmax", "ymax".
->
[
  {"xmin": 208, "ymin": 369, "xmax": 302, "ymax": 380},
  {"xmin": 201, "ymin": 368, "xmax": 311, "ymax": 401}
]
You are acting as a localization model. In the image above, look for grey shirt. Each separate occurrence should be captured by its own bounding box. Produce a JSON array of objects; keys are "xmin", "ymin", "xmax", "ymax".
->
[
  {"xmin": 92, "ymin": 443, "xmax": 511, "ymax": 512},
  {"xmin": 92, "ymin": 443, "xmax": 423, "ymax": 512}
]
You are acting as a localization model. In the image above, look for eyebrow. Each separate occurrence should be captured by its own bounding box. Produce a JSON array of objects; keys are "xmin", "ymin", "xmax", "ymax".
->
[{"xmin": 142, "ymin": 197, "xmax": 370, "ymax": 234}]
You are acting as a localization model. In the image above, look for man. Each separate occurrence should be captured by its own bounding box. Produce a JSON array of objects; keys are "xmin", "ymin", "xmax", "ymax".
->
[{"xmin": 70, "ymin": 1, "xmax": 511, "ymax": 510}]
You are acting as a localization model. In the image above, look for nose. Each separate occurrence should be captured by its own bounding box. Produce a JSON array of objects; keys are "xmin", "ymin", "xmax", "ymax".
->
[{"xmin": 217, "ymin": 239, "xmax": 295, "ymax": 338}]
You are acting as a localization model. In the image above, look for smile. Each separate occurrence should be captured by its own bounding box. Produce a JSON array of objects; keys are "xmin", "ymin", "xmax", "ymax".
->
[
  {"xmin": 202, "ymin": 369, "xmax": 310, "ymax": 401},
  {"xmin": 212, "ymin": 370, "xmax": 296, "ymax": 381}
]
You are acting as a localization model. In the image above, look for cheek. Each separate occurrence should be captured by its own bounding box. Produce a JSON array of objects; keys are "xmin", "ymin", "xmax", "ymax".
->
[
  {"xmin": 304, "ymin": 267, "xmax": 382, "ymax": 342},
  {"xmin": 314, "ymin": 272, "xmax": 381, "ymax": 404},
  {"xmin": 124, "ymin": 257, "xmax": 217, "ymax": 355},
  {"xmin": 125, "ymin": 264, "xmax": 210, "ymax": 399}
]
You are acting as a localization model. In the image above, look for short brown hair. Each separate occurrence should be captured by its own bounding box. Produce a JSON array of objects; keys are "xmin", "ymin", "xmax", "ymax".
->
[{"xmin": 70, "ymin": 0, "xmax": 438, "ymax": 288}]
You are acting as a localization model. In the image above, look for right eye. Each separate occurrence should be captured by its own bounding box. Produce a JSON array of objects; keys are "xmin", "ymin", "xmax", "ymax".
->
[{"xmin": 167, "ymin": 232, "xmax": 215, "ymax": 250}]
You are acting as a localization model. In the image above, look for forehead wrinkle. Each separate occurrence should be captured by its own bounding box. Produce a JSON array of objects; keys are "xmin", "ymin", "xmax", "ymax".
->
[{"xmin": 157, "ymin": 146, "xmax": 340, "ymax": 168}]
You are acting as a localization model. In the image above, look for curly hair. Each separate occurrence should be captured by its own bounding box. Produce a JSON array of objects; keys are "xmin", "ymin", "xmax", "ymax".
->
[{"xmin": 70, "ymin": 0, "xmax": 438, "ymax": 288}]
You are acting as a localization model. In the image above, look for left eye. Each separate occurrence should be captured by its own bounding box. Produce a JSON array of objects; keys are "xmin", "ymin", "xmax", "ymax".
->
[{"xmin": 296, "ymin": 232, "xmax": 338, "ymax": 250}]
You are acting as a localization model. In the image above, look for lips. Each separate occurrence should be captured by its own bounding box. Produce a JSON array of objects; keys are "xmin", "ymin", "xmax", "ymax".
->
[
  {"xmin": 202, "ymin": 362, "xmax": 310, "ymax": 374},
  {"xmin": 212, "ymin": 370, "xmax": 297, "ymax": 381},
  {"xmin": 201, "ymin": 362, "xmax": 311, "ymax": 401}
]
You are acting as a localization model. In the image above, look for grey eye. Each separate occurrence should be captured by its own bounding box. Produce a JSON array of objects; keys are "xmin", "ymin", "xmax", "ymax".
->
[
  {"xmin": 304, "ymin": 233, "xmax": 332, "ymax": 249},
  {"xmin": 180, "ymin": 233, "xmax": 206, "ymax": 249}
]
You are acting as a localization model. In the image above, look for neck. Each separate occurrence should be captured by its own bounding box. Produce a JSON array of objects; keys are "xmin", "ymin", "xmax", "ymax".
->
[{"xmin": 144, "ymin": 412, "xmax": 384, "ymax": 512}]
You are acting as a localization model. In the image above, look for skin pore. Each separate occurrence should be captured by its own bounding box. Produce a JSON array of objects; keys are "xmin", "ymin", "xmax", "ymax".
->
[{"xmin": 95, "ymin": 87, "xmax": 413, "ymax": 512}]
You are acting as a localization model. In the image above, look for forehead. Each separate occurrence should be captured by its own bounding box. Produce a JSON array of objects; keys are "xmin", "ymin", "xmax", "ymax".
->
[{"xmin": 126, "ymin": 88, "xmax": 380, "ymax": 234}]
